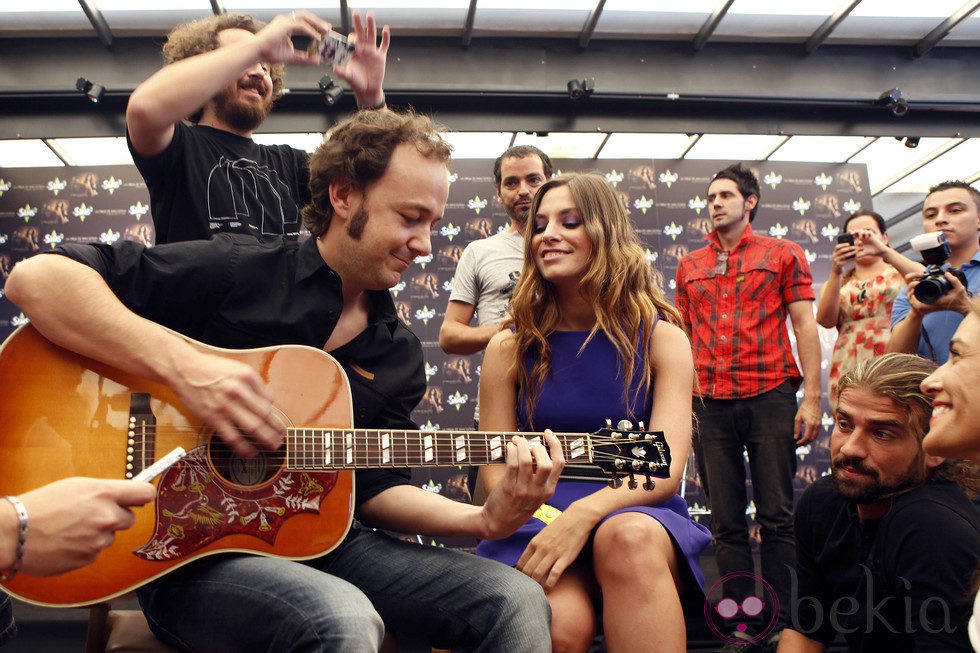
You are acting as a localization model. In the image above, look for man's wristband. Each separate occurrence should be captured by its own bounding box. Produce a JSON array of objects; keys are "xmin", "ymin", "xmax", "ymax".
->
[
  {"xmin": 0, "ymin": 496, "xmax": 27, "ymax": 581},
  {"xmin": 358, "ymin": 97, "xmax": 386, "ymax": 111}
]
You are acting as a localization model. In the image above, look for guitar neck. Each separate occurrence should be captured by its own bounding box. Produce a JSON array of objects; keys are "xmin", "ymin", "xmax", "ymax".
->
[{"xmin": 285, "ymin": 428, "xmax": 592, "ymax": 470}]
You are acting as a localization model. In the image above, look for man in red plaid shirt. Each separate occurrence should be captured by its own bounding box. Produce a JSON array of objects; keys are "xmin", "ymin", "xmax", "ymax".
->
[{"xmin": 675, "ymin": 163, "xmax": 821, "ymax": 652}]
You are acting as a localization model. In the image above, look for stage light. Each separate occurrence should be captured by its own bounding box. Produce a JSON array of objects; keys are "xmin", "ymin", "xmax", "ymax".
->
[
  {"xmin": 893, "ymin": 136, "xmax": 920, "ymax": 148},
  {"xmin": 876, "ymin": 88, "xmax": 909, "ymax": 117},
  {"xmin": 75, "ymin": 77, "xmax": 105, "ymax": 103},
  {"xmin": 318, "ymin": 75, "xmax": 343, "ymax": 107},
  {"xmin": 567, "ymin": 78, "xmax": 595, "ymax": 101}
]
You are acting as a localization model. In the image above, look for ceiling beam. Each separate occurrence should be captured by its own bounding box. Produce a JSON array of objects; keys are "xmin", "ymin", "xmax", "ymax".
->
[
  {"xmin": 761, "ymin": 135, "xmax": 791, "ymax": 160},
  {"xmin": 462, "ymin": 0, "xmax": 478, "ymax": 48},
  {"xmin": 579, "ymin": 0, "xmax": 606, "ymax": 50},
  {"xmin": 805, "ymin": 0, "xmax": 862, "ymax": 54},
  {"xmin": 592, "ymin": 131, "xmax": 611, "ymax": 157},
  {"xmin": 693, "ymin": 0, "xmax": 735, "ymax": 51},
  {"xmin": 77, "ymin": 0, "xmax": 113, "ymax": 51},
  {"xmin": 913, "ymin": 0, "xmax": 980, "ymax": 57},
  {"xmin": 679, "ymin": 134, "xmax": 701, "ymax": 159},
  {"xmin": 42, "ymin": 138, "xmax": 74, "ymax": 166}
]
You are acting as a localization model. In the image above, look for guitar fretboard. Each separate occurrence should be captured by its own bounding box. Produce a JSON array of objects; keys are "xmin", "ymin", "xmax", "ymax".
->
[{"xmin": 285, "ymin": 429, "xmax": 592, "ymax": 470}]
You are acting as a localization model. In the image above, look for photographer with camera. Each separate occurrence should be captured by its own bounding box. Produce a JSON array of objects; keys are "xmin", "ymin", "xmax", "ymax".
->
[
  {"xmin": 816, "ymin": 211, "xmax": 923, "ymax": 399},
  {"xmin": 887, "ymin": 180, "xmax": 980, "ymax": 364}
]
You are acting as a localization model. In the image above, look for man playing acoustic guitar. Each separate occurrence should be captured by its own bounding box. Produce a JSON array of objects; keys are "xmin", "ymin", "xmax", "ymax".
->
[{"xmin": 5, "ymin": 108, "xmax": 564, "ymax": 652}]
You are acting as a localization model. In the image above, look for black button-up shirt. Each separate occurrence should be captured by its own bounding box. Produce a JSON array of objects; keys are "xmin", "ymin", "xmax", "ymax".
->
[{"xmin": 53, "ymin": 234, "xmax": 424, "ymax": 508}]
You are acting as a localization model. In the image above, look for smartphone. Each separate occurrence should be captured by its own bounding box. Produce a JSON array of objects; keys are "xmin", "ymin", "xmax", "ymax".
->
[
  {"xmin": 309, "ymin": 31, "xmax": 355, "ymax": 68},
  {"xmin": 837, "ymin": 233, "xmax": 856, "ymax": 259}
]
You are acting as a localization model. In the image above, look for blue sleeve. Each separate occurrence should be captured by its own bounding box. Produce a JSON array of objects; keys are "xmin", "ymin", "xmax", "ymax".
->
[{"xmin": 890, "ymin": 284, "xmax": 910, "ymax": 328}]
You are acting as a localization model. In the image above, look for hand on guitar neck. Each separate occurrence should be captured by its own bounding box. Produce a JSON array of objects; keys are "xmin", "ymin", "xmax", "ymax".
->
[{"xmin": 475, "ymin": 431, "xmax": 565, "ymax": 540}]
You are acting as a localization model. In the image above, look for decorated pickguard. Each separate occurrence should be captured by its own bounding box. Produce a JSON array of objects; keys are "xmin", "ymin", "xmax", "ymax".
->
[{"xmin": 135, "ymin": 446, "xmax": 337, "ymax": 561}]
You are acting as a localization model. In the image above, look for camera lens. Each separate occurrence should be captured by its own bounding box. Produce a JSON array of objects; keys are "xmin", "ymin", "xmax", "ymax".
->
[{"xmin": 913, "ymin": 275, "xmax": 950, "ymax": 304}]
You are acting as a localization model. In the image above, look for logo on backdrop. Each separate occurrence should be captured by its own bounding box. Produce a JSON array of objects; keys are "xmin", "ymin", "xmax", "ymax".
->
[{"xmin": 657, "ymin": 169, "xmax": 678, "ymax": 188}]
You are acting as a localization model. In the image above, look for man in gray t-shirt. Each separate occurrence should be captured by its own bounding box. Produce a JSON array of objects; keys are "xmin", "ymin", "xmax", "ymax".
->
[{"xmin": 439, "ymin": 146, "xmax": 553, "ymax": 355}]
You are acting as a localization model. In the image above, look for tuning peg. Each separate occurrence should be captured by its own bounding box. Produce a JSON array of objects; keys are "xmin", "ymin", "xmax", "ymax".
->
[
  {"xmin": 642, "ymin": 475, "xmax": 656, "ymax": 491},
  {"xmin": 608, "ymin": 475, "xmax": 624, "ymax": 489},
  {"xmin": 638, "ymin": 421, "xmax": 646, "ymax": 430},
  {"xmin": 616, "ymin": 419, "xmax": 634, "ymax": 431},
  {"xmin": 614, "ymin": 459, "xmax": 625, "ymax": 470},
  {"xmin": 605, "ymin": 418, "xmax": 612, "ymax": 427},
  {"xmin": 632, "ymin": 460, "xmax": 643, "ymax": 471},
  {"xmin": 627, "ymin": 472, "xmax": 638, "ymax": 490}
]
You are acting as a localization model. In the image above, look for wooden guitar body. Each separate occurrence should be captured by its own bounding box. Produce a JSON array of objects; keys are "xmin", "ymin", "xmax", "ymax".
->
[{"xmin": 0, "ymin": 325, "xmax": 355, "ymax": 607}]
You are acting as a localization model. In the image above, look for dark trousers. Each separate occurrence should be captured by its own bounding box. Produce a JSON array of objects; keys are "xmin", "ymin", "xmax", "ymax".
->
[{"xmin": 694, "ymin": 381, "xmax": 798, "ymax": 630}]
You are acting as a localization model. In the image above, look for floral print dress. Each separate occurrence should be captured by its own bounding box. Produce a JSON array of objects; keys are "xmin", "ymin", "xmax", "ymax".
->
[{"xmin": 828, "ymin": 267, "xmax": 904, "ymax": 400}]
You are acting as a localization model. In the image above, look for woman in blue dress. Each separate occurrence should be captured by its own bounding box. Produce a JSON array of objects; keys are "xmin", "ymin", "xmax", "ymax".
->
[{"xmin": 477, "ymin": 173, "xmax": 711, "ymax": 652}]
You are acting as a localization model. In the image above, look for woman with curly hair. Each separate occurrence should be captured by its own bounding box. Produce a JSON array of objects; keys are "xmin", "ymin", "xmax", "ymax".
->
[{"xmin": 476, "ymin": 173, "xmax": 711, "ymax": 652}]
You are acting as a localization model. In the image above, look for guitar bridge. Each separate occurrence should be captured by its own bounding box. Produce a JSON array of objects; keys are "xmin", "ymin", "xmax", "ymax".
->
[{"xmin": 125, "ymin": 393, "xmax": 156, "ymax": 479}]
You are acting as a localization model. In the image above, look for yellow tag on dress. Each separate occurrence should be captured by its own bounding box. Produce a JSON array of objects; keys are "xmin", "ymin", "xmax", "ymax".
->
[{"xmin": 532, "ymin": 504, "xmax": 563, "ymax": 525}]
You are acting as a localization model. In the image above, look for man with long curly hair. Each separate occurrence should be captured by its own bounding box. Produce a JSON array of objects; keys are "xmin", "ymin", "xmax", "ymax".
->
[
  {"xmin": 780, "ymin": 353, "xmax": 979, "ymax": 651},
  {"xmin": 126, "ymin": 10, "xmax": 389, "ymax": 244}
]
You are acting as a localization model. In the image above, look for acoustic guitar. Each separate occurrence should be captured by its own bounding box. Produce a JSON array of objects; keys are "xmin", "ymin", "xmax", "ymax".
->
[{"xmin": 0, "ymin": 324, "xmax": 671, "ymax": 607}]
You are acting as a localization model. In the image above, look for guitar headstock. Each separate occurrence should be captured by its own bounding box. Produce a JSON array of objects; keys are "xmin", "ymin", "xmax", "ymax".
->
[{"xmin": 590, "ymin": 420, "xmax": 672, "ymax": 491}]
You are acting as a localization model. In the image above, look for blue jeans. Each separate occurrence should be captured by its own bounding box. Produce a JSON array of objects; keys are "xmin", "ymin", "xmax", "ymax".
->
[
  {"xmin": 138, "ymin": 527, "xmax": 551, "ymax": 652},
  {"xmin": 694, "ymin": 381, "xmax": 798, "ymax": 630}
]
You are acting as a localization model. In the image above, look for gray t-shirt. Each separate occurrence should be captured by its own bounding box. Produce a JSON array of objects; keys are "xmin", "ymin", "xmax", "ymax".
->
[{"xmin": 448, "ymin": 229, "xmax": 524, "ymax": 324}]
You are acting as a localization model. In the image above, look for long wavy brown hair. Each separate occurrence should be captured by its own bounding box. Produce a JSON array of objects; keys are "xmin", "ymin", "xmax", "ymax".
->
[{"xmin": 509, "ymin": 173, "xmax": 683, "ymax": 427}]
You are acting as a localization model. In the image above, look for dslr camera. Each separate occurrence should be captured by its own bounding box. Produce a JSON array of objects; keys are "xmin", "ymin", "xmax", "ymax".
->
[{"xmin": 909, "ymin": 232, "xmax": 968, "ymax": 303}]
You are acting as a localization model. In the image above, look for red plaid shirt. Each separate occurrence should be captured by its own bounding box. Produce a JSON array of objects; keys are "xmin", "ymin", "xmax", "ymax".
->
[{"xmin": 675, "ymin": 225, "xmax": 815, "ymax": 399}]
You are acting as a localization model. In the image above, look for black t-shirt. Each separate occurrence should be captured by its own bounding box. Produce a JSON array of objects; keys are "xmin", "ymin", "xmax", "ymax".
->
[
  {"xmin": 792, "ymin": 475, "xmax": 979, "ymax": 651},
  {"xmin": 51, "ymin": 234, "xmax": 423, "ymax": 508},
  {"xmin": 0, "ymin": 594, "xmax": 14, "ymax": 646},
  {"xmin": 128, "ymin": 122, "xmax": 310, "ymax": 244}
]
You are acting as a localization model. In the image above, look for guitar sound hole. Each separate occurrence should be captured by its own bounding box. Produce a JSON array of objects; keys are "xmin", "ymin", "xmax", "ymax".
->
[{"xmin": 208, "ymin": 438, "xmax": 284, "ymax": 487}]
